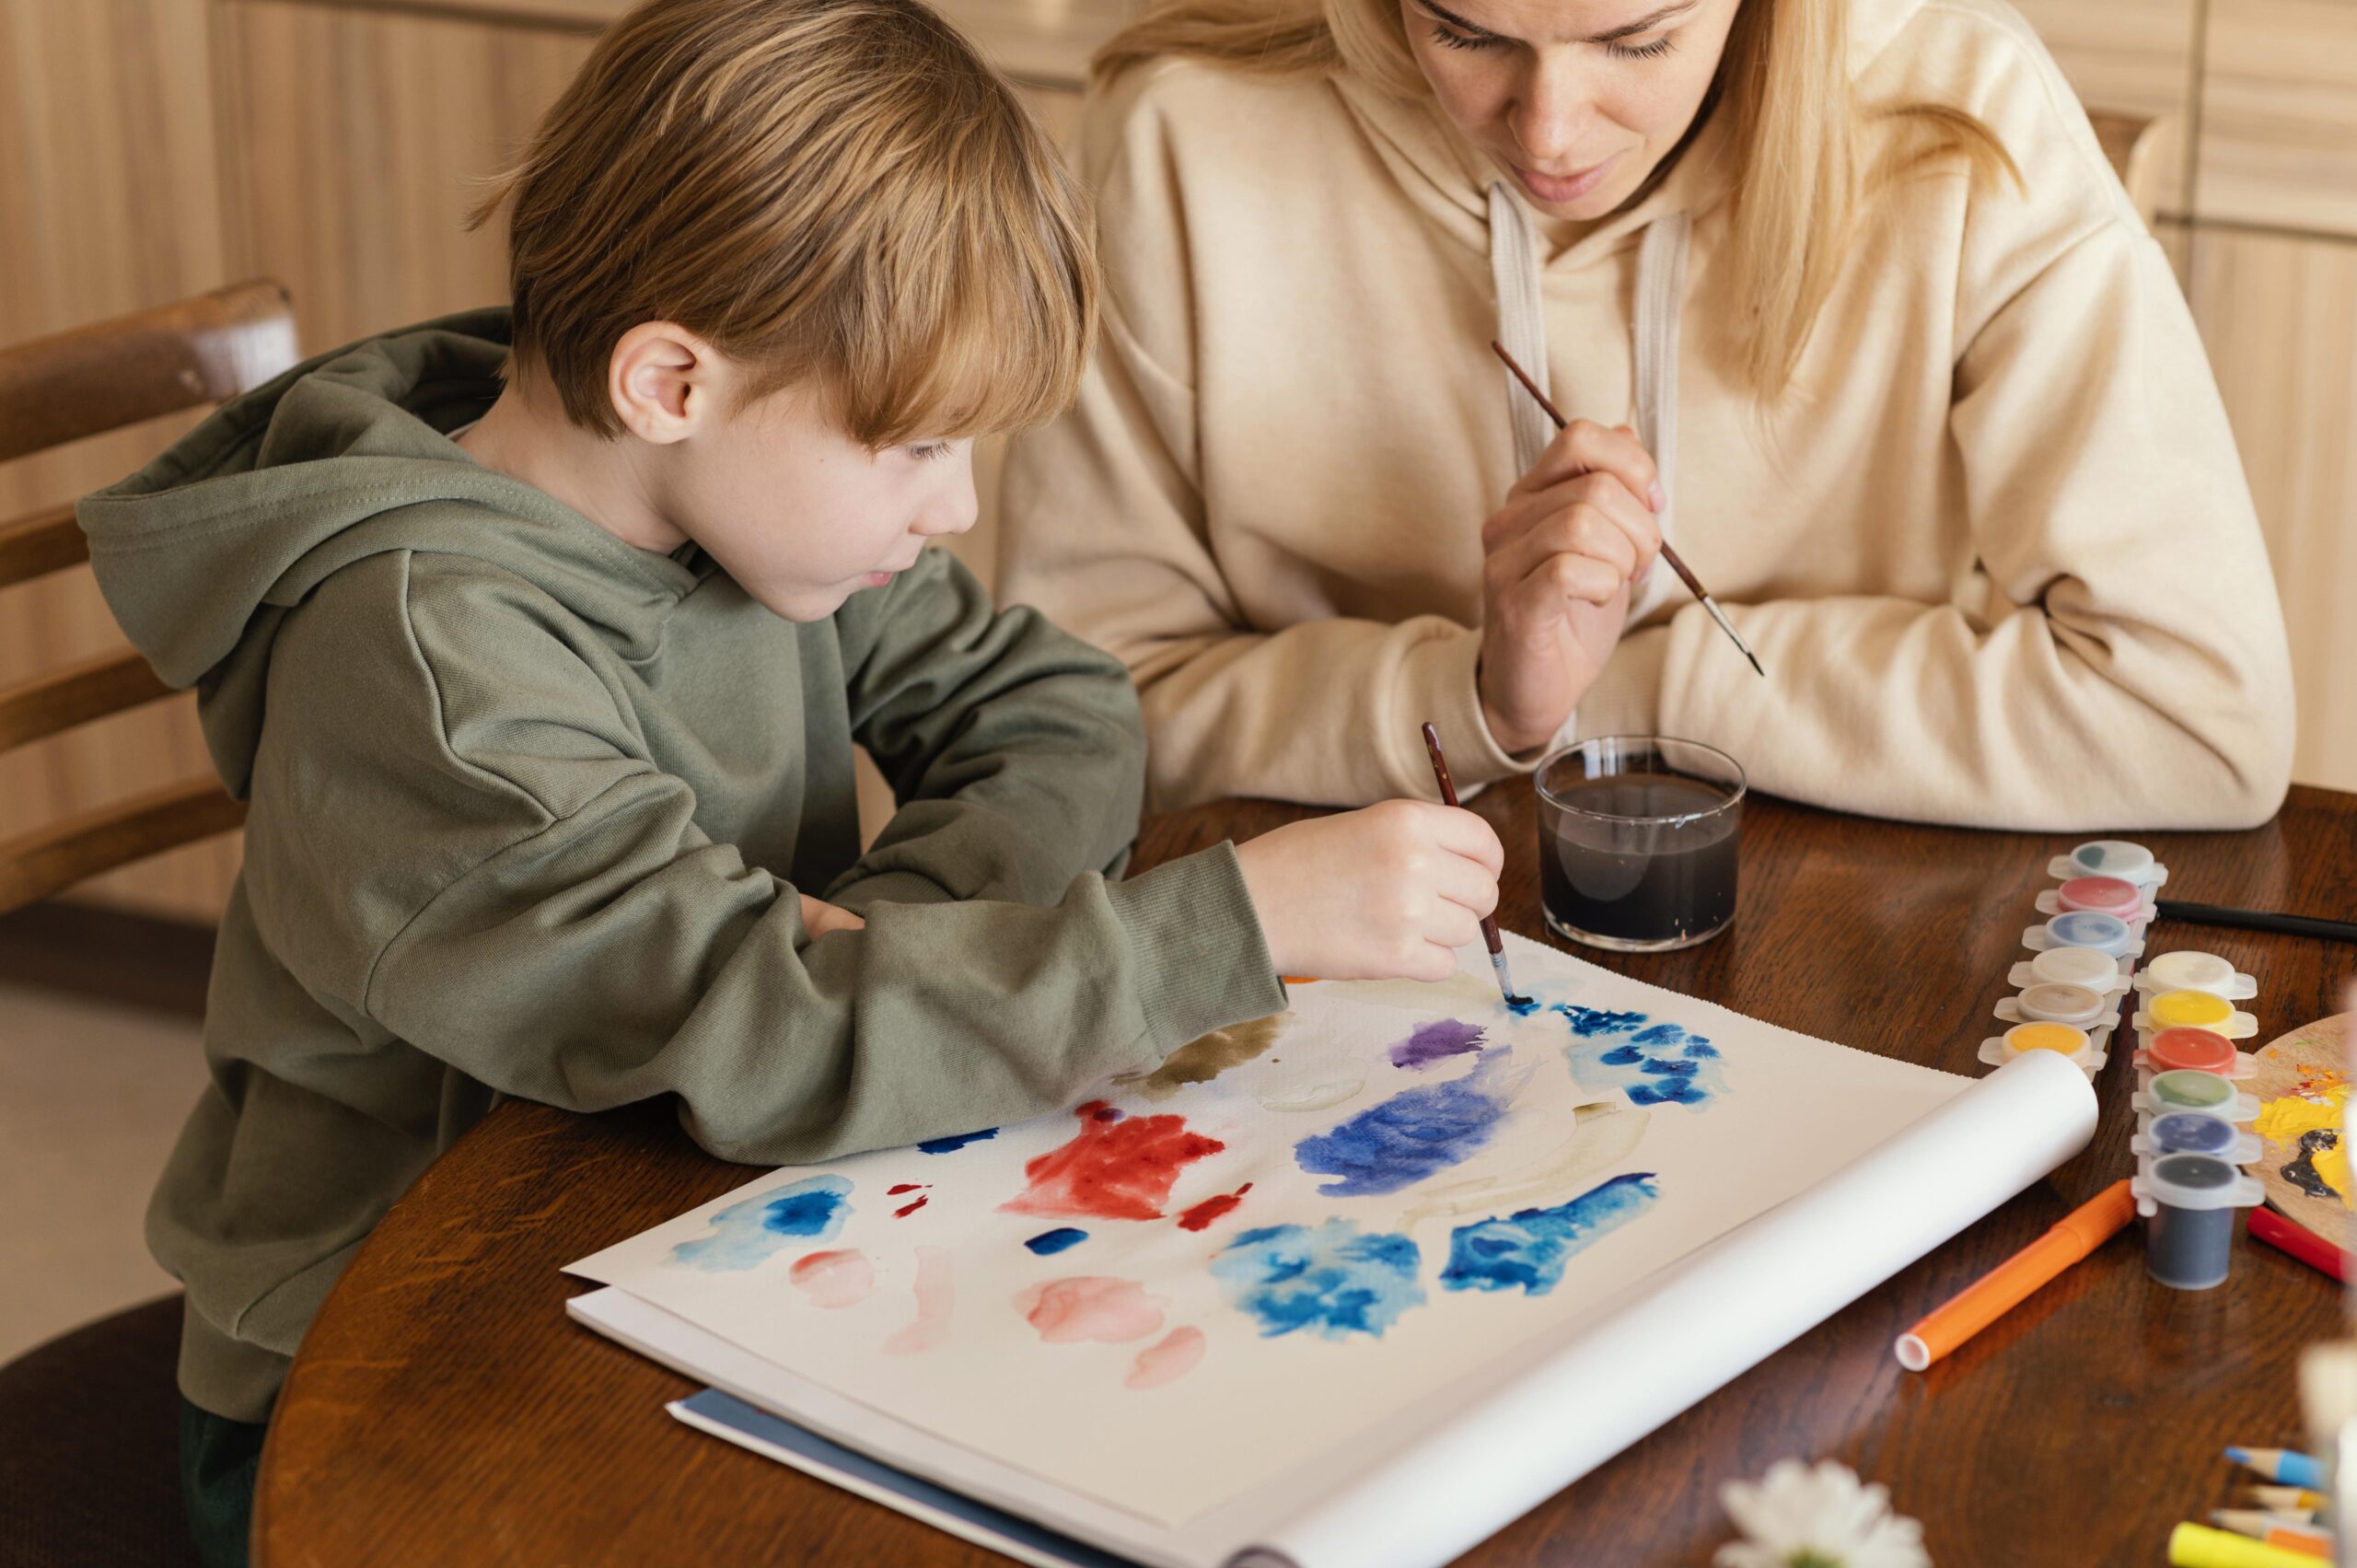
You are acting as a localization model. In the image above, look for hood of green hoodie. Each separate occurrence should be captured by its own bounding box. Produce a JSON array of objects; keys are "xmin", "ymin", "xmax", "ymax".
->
[{"xmin": 77, "ymin": 309, "xmax": 705, "ymax": 796}]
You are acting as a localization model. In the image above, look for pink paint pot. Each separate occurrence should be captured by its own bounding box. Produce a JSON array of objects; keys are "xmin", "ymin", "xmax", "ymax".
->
[
  {"xmin": 2055, "ymin": 876, "xmax": 2145, "ymax": 918},
  {"xmin": 2137, "ymin": 1026, "xmax": 2246, "ymax": 1077}
]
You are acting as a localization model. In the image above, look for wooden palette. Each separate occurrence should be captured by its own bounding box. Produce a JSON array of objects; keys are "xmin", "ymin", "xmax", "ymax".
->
[{"xmin": 2243, "ymin": 1012, "xmax": 2354, "ymax": 1244}]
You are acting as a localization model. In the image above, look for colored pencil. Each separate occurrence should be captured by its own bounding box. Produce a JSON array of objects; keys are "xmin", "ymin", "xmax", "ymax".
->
[
  {"xmin": 2211, "ymin": 1511, "xmax": 2333, "ymax": 1553},
  {"xmin": 1893, "ymin": 1179, "xmax": 2134, "ymax": 1371},
  {"xmin": 1488, "ymin": 341, "xmax": 1766, "ymax": 679},
  {"xmin": 2244, "ymin": 1487, "xmax": 2327, "ymax": 1515},
  {"xmin": 2171, "ymin": 1522, "xmax": 2329, "ymax": 1566},
  {"xmin": 2229, "ymin": 1448, "xmax": 2330, "ymax": 1489},
  {"xmin": 2156, "ymin": 900, "xmax": 2357, "ymax": 946},
  {"xmin": 2250, "ymin": 1206, "xmax": 2351, "ymax": 1283},
  {"xmin": 1421, "ymin": 722, "xmax": 1527, "ymax": 1008}
]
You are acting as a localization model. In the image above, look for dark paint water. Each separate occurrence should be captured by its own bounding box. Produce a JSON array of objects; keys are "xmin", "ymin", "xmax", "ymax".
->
[{"xmin": 1539, "ymin": 772, "xmax": 1738, "ymax": 947}]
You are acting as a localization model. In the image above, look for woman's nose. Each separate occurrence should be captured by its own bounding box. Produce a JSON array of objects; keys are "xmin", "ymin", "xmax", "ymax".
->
[{"xmin": 1510, "ymin": 50, "xmax": 1591, "ymax": 165}]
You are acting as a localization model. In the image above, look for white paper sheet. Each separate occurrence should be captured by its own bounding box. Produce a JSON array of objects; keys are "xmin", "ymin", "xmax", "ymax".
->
[{"xmin": 565, "ymin": 933, "xmax": 2096, "ymax": 1563}]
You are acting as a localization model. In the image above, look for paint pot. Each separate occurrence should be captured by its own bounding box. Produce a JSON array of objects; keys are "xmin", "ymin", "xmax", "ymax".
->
[
  {"xmin": 2132, "ymin": 989, "xmax": 2258, "ymax": 1040},
  {"xmin": 2009, "ymin": 945, "xmax": 2131, "ymax": 995},
  {"xmin": 2014, "ymin": 982, "xmax": 2111, "ymax": 1028},
  {"xmin": 2135, "ymin": 1026, "xmax": 2249, "ymax": 1078},
  {"xmin": 2134, "ymin": 1068, "xmax": 2260, "ymax": 1123},
  {"xmin": 2130, "ymin": 1110, "xmax": 2260, "ymax": 1164},
  {"xmin": 1535, "ymin": 736, "xmax": 1743, "ymax": 953},
  {"xmin": 2023, "ymin": 910, "xmax": 2141, "ymax": 958},
  {"xmin": 2132, "ymin": 1153, "xmax": 2262, "ymax": 1289},
  {"xmin": 2037, "ymin": 875, "xmax": 2154, "ymax": 924},
  {"xmin": 1979, "ymin": 1020, "xmax": 2103, "ymax": 1075},
  {"xmin": 2136, "ymin": 949, "xmax": 2256, "ymax": 1001},
  {"xmin": 2057, "ymin": 840, "xmax": 2163, "ymax": 886}
]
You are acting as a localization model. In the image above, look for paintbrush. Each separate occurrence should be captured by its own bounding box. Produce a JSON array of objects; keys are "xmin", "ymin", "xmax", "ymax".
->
[
  {"xmin": 1421, "ymin": 721, "xmax": 1530, "ymax": 1009},
  {"xmin": 2156, "ymin": 899, "xmax": 2357, "ymax": 946},
  {"xmin": 1489, "ymin": 341, "xmax": 1765, "ymax": 679}
]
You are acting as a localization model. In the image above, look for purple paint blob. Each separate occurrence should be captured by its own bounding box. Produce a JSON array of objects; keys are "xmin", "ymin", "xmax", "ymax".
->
[
  {"xmin": 1389, "ymin": 1018, "xmax": 1488, "ymax": 1070},
  {"xmin": 1295, "ymin": 1053, "xmax": 1521, "ymax": 1197}
]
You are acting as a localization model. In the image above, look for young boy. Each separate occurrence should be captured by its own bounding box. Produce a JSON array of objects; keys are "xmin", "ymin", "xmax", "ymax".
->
[{"xmin": 77, "ymin": 0, "xmax": 1502, "ymax": 1560}]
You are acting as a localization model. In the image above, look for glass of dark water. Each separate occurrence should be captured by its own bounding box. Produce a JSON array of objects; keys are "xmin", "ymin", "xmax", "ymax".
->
[{"xmin": 1535, "ymin": 736, "xmax": 1745, "ymax": 952}]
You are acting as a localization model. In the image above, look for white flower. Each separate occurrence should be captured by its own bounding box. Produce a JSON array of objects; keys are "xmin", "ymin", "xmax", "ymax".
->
[{"xmin": 1714, "ymin": 1458, "xmax": 1931, "ymax": 1568}]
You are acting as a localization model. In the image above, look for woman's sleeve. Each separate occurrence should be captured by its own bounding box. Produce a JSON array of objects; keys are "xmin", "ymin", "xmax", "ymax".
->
[
  {"xmin": 1585, "ymin": 215, "xmax": 2294, "ymax": 830},
  {"xmin": 995, "ymin": 72, "xmax": 1526, "ymax": 810}
]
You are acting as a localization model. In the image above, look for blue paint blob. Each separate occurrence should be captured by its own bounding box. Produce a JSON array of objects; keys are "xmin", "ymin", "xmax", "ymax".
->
[
  {"xmin": 1211, "ymin": 1219, "xmax": 1425, "ymax": 1340},
  {"xmin": 1554, "ymin": 1005, "xmax": 1650, "ymax": 1039},
  {"xmin": 1440, "ymin": 1173, "xmax": 1662, "ymax": 1295},
  {"xmin": 1390, "ymin": 1017, "xmax": 1487, "ymax": 1070},
  {"xmin": 1024, "ymin": 1227, "xmax": 1090, "ymax": 1256},
  {"xmin": 1561, "ymin": 1007, "xmax": 1728, "ymax": 1110},
  {"xmin": 918, "ymin": 1127, "xmax": 999, "ymax": 1155},
  {"xmin": 1294, "ymin": 1053, "xmax": 1521, "ymax": 1197},
  {"xmin": 1505, "ymin": 995, "xmax": 1543, "ymax": 1017},
  {"xmin": 670, "ymin": 1174, "xmax": 853, "ymax": 1272}
]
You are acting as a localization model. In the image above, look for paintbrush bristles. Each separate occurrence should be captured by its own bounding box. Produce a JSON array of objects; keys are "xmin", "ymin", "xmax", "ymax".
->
[{"xmin": 1488, "ymin": 340, "xmax": 1766, "ymax": 679}]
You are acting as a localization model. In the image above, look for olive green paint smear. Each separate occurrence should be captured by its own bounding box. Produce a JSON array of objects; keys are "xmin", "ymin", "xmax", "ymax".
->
[{"xmin": 1135, "ymin": 1012, "xmax": 1295, "ymax": 1099}]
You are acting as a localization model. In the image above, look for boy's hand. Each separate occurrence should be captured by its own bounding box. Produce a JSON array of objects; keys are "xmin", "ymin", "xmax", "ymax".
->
[
  {"xmin": 1477, "ymin": 420, "xmax": 1663, "ymax": 756},
  {"xmin": 1235, "ymin": 801, "xmax": 1504, "ymax": 983},
  {"xmin": 797, "ymin": 894, "xmax": 867, "ymax": 940}
]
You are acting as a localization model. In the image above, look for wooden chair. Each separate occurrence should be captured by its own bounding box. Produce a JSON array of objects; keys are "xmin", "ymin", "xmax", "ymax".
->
[
  {"xmin": 0, "ymin": 278, "xmax": 298, "ymax": 917},
  {"xmin": 0, "ymin": 279, "xmax": 297, "ymax": 1568},
  {"xmin": 2087, "ymin": 109, "xmax": 2167, "ymax": 229}
]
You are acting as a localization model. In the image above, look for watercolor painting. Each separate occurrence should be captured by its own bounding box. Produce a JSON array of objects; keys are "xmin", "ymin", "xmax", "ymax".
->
[{"xmin": 571, "ymin": 931, "xmax": 1968, "ymax": 1529}]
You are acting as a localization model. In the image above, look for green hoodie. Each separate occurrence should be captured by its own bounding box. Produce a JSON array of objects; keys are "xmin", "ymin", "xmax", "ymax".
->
[{"xmin": 79, "ymin": 310, "xmax": 1284, "ymax": 1422}]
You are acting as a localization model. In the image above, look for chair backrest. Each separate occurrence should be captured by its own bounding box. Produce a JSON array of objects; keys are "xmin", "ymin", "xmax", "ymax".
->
[
  {"xmin": 0, "ymin": 279, "xmax": 298, "ymax": 917},
  {"xmin": 2087, "ymin": 110, "xmax": 2166, "ymax": 228}
]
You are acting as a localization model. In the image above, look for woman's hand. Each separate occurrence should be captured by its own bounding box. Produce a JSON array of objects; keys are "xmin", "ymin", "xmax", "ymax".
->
[
  {"xmin": 1477, "ymin": 420, "xmax": 1665, "ymax": 756},
  {"xmin": 1235, "ymin": 800, "xmax": 1503, "ymax": 982}
]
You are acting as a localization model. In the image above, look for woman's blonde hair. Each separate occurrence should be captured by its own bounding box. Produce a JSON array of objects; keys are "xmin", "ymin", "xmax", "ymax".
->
[
  {"xmin": 1097, "ymin": 0, "xmax": 2017, "ymax": 399},
  {"xmin": 470, "ymin": 0, "xmax": 1097, "ymax": 446}
]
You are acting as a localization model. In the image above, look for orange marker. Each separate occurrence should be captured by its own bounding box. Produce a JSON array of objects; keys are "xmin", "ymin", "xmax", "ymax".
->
[{"xmin": 1895, "ymin": 1179, "xmax": 2136, "ymax": 1371}]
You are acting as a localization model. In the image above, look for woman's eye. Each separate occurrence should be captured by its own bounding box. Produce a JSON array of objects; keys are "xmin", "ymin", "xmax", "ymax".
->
[
  {"xmin": 1430, "ymin": 22, "xmax": 1498, "ymax": 50},
  {"xmin": 1604, "ymin": 32, "xmax": 1677, "ymax": 59},
  {"xmin": 908, "ymin": 442, "xmax": 953, "ymax": 461}
]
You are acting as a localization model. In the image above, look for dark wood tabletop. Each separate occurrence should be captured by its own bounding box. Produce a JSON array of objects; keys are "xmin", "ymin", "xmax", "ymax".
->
[{"xmin": 254, "ymin": 782, "xmax": 2357, "ymax": 1568}]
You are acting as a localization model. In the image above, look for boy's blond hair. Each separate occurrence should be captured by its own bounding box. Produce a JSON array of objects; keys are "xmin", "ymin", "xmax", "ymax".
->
[{"xmin": 470, "ymin": 0, "xmax": 1096, "ymax": 446}]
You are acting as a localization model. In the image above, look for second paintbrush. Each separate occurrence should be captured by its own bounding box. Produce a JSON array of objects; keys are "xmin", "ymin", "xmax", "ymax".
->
[
  {"xmin": 1421, "ymin": 721, "xmax": 1529, "ymax": 1009},
  {"xmin": 1490, "ymin": 341, "xmax": 1765, "ymax": 679}
]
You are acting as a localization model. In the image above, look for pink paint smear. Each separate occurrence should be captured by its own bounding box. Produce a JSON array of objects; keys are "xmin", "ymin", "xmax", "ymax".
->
[
  {"xmin": 1126, "ymin": 1327, "xmax": 1206, "ymax": 1390},
  {"xmin": 1015, "ymin": 1276, "xmax": 1167, "ymax": 1344},
  {"xmin": 788, "ymin": 1249, "xmax": 875, "ymax": 1309},
  {"xmin": 1000, "ymin": 1100, "xmax": 1226, "ymax": 1221},
  {"xmin": 883, "ymin": 1246, "xmax": 953, "ymax": 1355}
]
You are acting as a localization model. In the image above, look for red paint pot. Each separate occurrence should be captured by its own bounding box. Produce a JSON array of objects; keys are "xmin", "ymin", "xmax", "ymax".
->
[
  {"xmin": 2143, "ymin": 1027, "xmax": 2240, "ymax": 1076},
  {"xmin": 2056, "ymin": 875, "xmax": 2144, "ymax": 918}
]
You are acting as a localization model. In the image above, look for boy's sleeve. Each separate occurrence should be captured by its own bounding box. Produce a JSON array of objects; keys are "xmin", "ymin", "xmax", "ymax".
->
[
  {"xmin": 822, "ymin": 548, "xmax": 1151, "ymax": 913},
  {"xmin": 289, "ymin": 562, "xmax": 1283, "ymax": 1167}
]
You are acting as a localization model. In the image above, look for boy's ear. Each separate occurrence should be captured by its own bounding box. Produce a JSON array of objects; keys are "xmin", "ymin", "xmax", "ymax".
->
[{"xmin": 607, "ymin": 321, "xmax": 720, "ymax": 444}]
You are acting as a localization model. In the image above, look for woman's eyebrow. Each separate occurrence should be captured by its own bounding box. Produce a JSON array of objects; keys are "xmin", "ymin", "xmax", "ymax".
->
[{"xmin": 1418, "ymin": 0, "xmax": 1699, "ymax": 43}]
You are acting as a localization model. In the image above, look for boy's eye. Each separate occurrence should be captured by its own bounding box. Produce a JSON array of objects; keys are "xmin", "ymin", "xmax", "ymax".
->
[
  {"xmin": 907, "ymin": 442, "xmax": 953, "ymax": 461},
  {"xmin": 1604, "ymin": 32, "xmax": 1677, "ymax": 58}
]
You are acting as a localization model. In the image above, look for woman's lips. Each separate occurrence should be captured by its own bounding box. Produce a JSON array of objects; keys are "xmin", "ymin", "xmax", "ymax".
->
[{"xmin": 1515, "ymin": 153, "xmax": 1619, "ymax": 205}]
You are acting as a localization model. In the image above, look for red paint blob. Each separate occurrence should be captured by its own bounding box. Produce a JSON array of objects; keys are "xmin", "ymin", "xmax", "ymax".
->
[
  {"xmin": 888, "ymin": 1183, "xmax": 927, "ymax": 1195},
  {"xmin": 895, "ymin": 1194, "xmax": 930, "ymax": 1217},
  {"xmin": 1001, "ymin": 1100, "xmax": 1226, "ymax": 1221},
  {"xmin": 2145, "ymin": 1026, "xmax": 2238, "ymax": 1074},
  {"xmin": 1177, "ymin": 1182, "xmax": 1254, "ymax": 1233},
  {"xmin": 2057, "ymin": 876, "xmax": 2142, "ymax": 917}
]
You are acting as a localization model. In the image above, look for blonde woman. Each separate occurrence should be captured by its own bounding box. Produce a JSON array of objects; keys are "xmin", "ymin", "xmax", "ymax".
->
[{"xmin": 998, "ymin": 0, "xmax": 2295, "ymax": 828}]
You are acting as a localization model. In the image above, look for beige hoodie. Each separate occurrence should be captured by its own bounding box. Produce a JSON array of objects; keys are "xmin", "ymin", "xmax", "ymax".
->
[{"xmin": 998, "ymin": 0, "xmax": 2296, "ymax": 829}]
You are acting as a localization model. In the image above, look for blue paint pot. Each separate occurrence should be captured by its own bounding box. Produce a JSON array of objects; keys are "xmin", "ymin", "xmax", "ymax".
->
[{"xmin": 2041, "ymin": 911, "xmax": 2136, "ymax": 956}]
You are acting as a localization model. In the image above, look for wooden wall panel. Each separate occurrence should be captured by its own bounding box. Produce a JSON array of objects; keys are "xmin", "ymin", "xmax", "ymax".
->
[
  {"xmin": 2187, "ymin": 227, "xmax": 2357, "ymax": 793},
  {"xmin": 213, "ymin": 0, "xmax": 597, "ymax": 358},
  {"xmin": 0, "ymin": 0, "xmax": 246, "ymax": 921},
  {"xmin": 2195, "ymin": 0, "xmax": 2357, "ymax": 237},
  {"xmin": 2010, "ymin": 0, "xmax": 2198, "ymax": 215}
]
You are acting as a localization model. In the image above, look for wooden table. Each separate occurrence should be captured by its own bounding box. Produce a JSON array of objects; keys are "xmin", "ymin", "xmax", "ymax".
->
[{"xmin": 255, "ymin": 783, "xmax": 2357, "ymax": 1567}]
